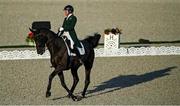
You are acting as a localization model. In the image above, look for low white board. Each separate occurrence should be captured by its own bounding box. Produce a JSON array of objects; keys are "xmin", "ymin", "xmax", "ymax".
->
[{"xmin": 0, "ymin": 46, "xmax": 180, "ymax": 60}]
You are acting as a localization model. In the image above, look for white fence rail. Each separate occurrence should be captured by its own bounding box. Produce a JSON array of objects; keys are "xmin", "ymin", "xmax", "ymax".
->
[{"xmin": 0, "ymin": 46, "xmax": 180, "ymax": 60}]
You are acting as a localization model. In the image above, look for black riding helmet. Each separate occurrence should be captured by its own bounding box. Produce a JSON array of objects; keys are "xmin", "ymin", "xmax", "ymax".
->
[{"xmin": 64, "ymin": 5, "xmax": 74, "ymax": 13}]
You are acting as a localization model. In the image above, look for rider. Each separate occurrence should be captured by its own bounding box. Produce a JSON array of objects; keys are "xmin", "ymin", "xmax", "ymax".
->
[{"xmin": 58, "ymin": 5, "xmax": 82, "ymax": 54}]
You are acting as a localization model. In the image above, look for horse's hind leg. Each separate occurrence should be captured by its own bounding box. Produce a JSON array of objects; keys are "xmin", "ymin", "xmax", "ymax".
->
[
  {"xmin": 82, "ymin": 52, "xmax": 94, "ymax": 97},
  {"xmin": 82, "ymin": 63, "xmax": 92, "ymax": 97},
  {"xmin": 69, "ymin": 67, "xmax": 79, "ymax": 96},
  {"xmin": 82, "ymin": 69, "xmax": 91, "ymax": 97}
]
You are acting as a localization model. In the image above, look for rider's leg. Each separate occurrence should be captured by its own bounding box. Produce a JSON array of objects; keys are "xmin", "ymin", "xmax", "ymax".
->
[{"xmin": 64, "ymin": 32, "xmax": 74, "ymax": 49}]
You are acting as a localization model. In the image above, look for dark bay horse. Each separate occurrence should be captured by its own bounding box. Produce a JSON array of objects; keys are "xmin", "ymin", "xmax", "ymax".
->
[{"xmin": 29, "ymin": 28, "xmax": 101, "ymax": 101}]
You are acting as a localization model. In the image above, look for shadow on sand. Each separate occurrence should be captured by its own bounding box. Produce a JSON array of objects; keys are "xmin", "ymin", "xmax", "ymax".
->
[
  {"xmin": 85, "ymin": 66, "xmax": 177, "ymax": 98},
  {"xmin": 53, "ymin": 66, "xmax": 177, "ymax": 100}
]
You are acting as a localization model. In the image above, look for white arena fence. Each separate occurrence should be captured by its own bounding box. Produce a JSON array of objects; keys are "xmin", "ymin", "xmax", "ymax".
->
[
  {"xmin": 0, "ymin": 31, "xmax": 179, "ymax": 60},
  {"xmin": 0, "ymin": 46, "xmax": 180, "ymax": 60}
]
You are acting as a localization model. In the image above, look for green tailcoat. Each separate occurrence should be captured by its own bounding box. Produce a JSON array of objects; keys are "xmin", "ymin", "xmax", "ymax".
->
[{"xmin": 62, "ymin": 15, "xmax": 82, "ymax": 48}]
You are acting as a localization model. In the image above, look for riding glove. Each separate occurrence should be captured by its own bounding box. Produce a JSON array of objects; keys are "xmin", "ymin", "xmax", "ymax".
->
[{"xmin": 58, "ymin": 27, "xmax": 64, "ymax": 36}]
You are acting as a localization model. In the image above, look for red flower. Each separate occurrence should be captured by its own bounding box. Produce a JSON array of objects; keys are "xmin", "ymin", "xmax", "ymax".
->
[{"xmin": 28, "ymin": 32, "xmax": 34, "ymax": 39}]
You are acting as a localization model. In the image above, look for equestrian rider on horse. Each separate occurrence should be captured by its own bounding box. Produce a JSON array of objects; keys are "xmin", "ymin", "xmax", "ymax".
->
[{"xmin": 58, "ymin": 5, "xmax": 83, "ymax": 55}]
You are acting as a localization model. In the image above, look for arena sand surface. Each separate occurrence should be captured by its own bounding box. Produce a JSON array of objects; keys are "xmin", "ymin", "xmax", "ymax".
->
[
  {"xmin": 0, "ymin": 0, "xmax": 180, "ymax": 105},
  {"xmin": 0, "ymin": 56, "xmax": 180, "ymax": 105}
]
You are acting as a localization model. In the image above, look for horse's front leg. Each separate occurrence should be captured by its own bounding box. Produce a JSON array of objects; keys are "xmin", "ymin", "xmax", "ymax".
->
[
  {"xmin": 57, "ymin": 72, "xmax": 70, "ymax": 93},
  {"xmin": 46, "ymin": 69, "xmax": 59, "ymax": 98},
  {"xmin": 58, "ymin": 71, "xmax": 79, "ymax": 101}
]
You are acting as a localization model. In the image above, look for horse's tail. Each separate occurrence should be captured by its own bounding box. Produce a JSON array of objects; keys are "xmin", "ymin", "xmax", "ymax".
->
[{"xmin": 84, "ymin": 33, "xmax": 101, "ymax": 48}]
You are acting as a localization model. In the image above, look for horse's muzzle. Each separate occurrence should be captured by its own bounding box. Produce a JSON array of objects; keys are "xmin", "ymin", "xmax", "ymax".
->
[{"xmin": 37, "ymin": 48, "xmax": 45, "ymax": 55}]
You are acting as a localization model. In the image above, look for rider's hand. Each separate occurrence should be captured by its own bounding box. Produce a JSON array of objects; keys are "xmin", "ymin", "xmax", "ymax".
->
[{"xmin": 59, "ymin": 27, "xmax": 64, "ymax": 32}]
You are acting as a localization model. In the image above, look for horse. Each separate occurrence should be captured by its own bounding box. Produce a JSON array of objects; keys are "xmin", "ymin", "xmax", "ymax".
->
[{"xmin": 29, "ymin": 28, "xmax": 101, "ymax": 101}]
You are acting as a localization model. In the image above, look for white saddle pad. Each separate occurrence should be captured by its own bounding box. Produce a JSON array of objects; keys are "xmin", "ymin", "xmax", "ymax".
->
[{"xmin": 77, "ymin": 43, "xmax": 85, "ymax": 55}]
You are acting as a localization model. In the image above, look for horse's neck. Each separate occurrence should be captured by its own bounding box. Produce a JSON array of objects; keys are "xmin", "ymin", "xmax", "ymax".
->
[
  {"xmin": 46, "ymin": 34, "xmax": 64, "ymax": 57},
  {"xmin": 46, "ymin": 31, "xmax": 56, "ymax": 42}
]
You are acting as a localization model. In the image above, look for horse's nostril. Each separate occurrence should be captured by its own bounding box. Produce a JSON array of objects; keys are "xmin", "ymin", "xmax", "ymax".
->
[
  {"xmin": 37, "ymin": 49, "xmax": 41, "ymax": 53},
  {"xmin": 37, "ymin": 48, "xmax": 45, "ymax": 55}
]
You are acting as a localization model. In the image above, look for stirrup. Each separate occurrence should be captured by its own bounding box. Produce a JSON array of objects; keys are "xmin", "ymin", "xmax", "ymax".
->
[
  {"xmin": 70, "ymin": 53, "xmax": 76, "ymax": 56},
  {"xmin": 69, "ymin": 47, "xmax": 77, "ymax": 57}
]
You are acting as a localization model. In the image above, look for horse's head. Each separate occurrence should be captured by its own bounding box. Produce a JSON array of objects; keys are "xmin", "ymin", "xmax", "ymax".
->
[{"xmin": 29, "ymin": 28, "xmax": 48, "ymax": 55}]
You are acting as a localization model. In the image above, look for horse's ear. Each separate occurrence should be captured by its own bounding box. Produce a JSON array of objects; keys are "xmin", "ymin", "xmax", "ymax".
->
[{"xmin": 29, "ymin": 28, "xmax": 36, "ymax": 33}]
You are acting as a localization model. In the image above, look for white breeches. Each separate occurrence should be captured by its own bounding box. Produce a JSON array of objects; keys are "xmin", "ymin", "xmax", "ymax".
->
[{"xmin": 63, "ymin": 32, "xmax": 74, "ymax": 49}]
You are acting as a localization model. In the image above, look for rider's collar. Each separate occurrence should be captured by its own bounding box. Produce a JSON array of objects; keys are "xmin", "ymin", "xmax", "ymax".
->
[{"xmin": 66, "ymin": 14, "xmax": 72, "ymax": 20}]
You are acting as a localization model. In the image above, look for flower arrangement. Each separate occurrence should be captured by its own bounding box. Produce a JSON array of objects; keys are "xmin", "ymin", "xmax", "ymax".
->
[
  {"xmin": 26, "ymin": 32, "xmax": 35, "ymax": 46},
  {"xmin": 104, "ymin": 28, "xmax": 122, "ymax": 35}
]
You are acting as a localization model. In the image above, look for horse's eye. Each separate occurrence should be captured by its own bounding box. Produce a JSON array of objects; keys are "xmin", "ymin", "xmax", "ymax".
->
[
  {"xmin": 36, "ymin": 35, "xmax": 41, "ymax": 40},
  {"xmin": 34, "ymin": 37, "xmax": 38, "ymax": 41}
]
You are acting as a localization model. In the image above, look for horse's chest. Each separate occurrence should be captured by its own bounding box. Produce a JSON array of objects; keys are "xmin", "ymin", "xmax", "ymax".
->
[
  {"xmin": 51, "ymin": 55, "xmax": 63, "ymax": 65},
  {"xmin": 51, "ymin": 56, "xmax": 58, "ymax": 67}
]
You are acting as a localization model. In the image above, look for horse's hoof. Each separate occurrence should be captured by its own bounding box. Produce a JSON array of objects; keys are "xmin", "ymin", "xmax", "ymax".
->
[
  {"xmin": 46, "ymin": 92, "xmax": 51, "ymax": 98},
  {"xmin": 77, "ymin": 96, "xmax": 83, "ymax": 101},
  {"xmin": 70, "ymin": 95, "xmax": 77, "ymax": 101},
  {"xmin": 71, "ymin": 95, "xmax": 82, "ymax": 101}
]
